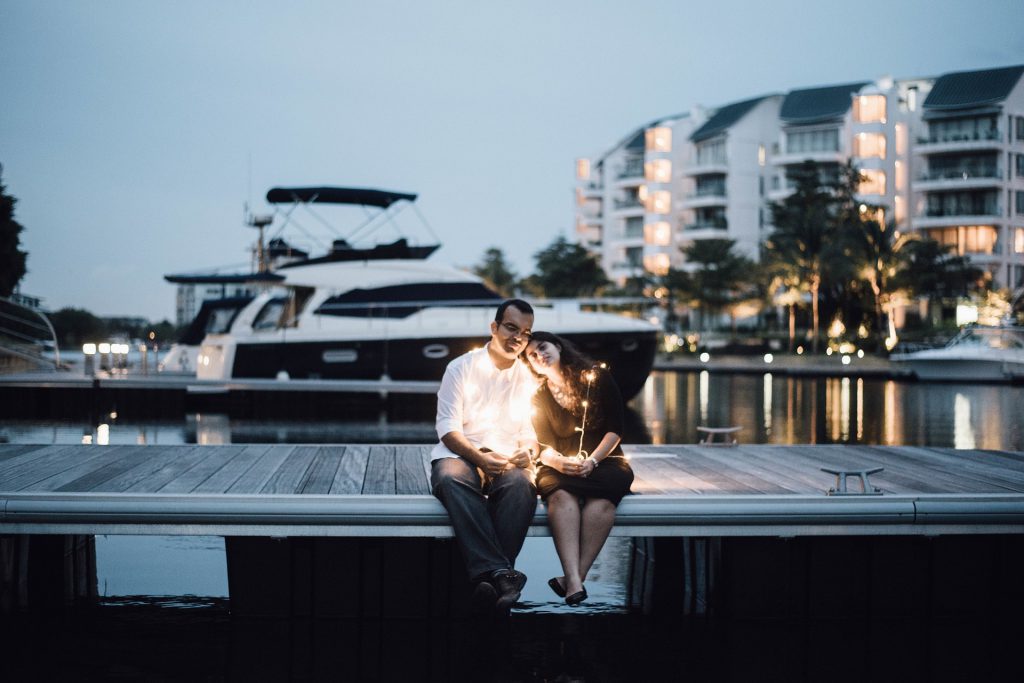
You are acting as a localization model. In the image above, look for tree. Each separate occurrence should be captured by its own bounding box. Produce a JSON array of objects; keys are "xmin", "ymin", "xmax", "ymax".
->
[
  {"xmin": 472, "ymin": 247, "xmax": 518, "ymax": 297},
  {"xmin": 766, "ymin": 160, "xmax": 844, "ymax": 352},
  {"xmin": 523, "ymin": 236, "xmax": 609, "ymax": 298},
  {"xmin": 666, "ymin": 238, "xmax": 756, "ymax": 331},
  {"xmin": 0, "ymin": 166, "xmax": 29, "ymax": 297},
  {"xmin": 50, "ymin": 308, "xmax": 107, "ymax": 347}
]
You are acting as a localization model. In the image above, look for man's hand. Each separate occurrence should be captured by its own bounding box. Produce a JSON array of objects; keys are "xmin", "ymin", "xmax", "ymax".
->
[
  {"xmin": 479, "ymin": 451, "xmax": 511, "ymax": 478},
  {"xmin": 507, "ymin": 447, "xmax": 534, "ymax": 470}
]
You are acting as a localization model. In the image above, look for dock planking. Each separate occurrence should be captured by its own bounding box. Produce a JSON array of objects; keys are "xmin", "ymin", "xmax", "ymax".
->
[
  {"xmin": 2, "ymin": 443, "xmax": 1024, "ymax": 537},
  {"xmin": 2, "ymin": 443, "xmax": 1024, "ymax": 497}
]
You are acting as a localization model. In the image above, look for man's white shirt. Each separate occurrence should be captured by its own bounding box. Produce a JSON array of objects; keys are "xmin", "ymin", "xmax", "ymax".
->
[{"xmin": 431, "ymin": 345, "xmax": 539, "ymax": 461}]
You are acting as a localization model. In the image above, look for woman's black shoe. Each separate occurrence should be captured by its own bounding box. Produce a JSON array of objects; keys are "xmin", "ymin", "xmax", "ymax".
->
[
  {"xmin": 547, "ymin": 577, "xmax": 566, "ymax": 598},
  {"xmin": 565, "ymin": 587, "xmax": 588, "ymax": 606}
]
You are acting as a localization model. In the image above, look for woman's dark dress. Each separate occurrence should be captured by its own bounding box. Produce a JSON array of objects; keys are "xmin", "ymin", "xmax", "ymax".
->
[{"xmin": 532, "ymin": 370, "xmax": 634, "ymax": 505}]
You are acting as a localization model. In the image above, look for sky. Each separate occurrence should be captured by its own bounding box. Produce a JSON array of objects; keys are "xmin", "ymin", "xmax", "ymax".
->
[{"xmin": 2, "ymin": 0, "xmax": 1023, "ymax": 322}]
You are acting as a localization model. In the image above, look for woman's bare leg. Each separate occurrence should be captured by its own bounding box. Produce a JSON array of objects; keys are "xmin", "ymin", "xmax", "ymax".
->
[
  {"xmin": 578, "ymin": 498, "xmax": 616, "ymax": 582},
  {"xmin": 546, "ymin": 489, "xmax": 584, "ymax": 595}
]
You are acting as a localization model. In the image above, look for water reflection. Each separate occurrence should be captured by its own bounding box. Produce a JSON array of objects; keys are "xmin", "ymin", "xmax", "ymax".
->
[
  {"xmin": 633, "ymin": 371, "xmax": 1023, "ymax": 450},
  {"xmin": 2, "ymin": 372, "xmax": 1022, "ymax": 450}
]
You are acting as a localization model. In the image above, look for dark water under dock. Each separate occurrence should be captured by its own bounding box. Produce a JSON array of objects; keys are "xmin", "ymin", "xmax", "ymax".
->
[{"xmin": 2, "ymin": 371, "xmax": 1023, "ymax": 680}]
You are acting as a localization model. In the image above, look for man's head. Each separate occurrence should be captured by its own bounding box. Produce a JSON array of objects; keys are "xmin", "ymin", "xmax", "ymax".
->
[{"xmin": 489, "ymin": 299, "xmax": 534, "ymax": 364}]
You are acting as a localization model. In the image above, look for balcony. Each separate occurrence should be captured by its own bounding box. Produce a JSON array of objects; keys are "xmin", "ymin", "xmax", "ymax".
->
[
  {"xmin": 771, "ymin": 149, "xmax": 844, "ymax": 167},
  {"xmin": 912, "ymin": 209, "xmax": 1002, "ymax": 229},
  {"xmin": 578, "ymin": 181, "xmax": 603, "ymax": 198},
  {"xmin": 915, "ymin": 130, "xmax": 1003, "ymax": 154},
  {"xmin": 914, "ymin": 167, "xmax": 1003, "ymax": 191},
  {"xmin": 684, "ymin": 160, "xmax": 729, "ymax": 176},
  {"xmin": 681, "ymin": 219, "xmax": 728, "ymax": 232},
  {"xmin": 681, "ymin": 188, "xmax": 728, "ymax": 209},
  {"xmin": 612, "ymin": 197, "xmax": 644, "ymax": 214},
  {"xmin": 615, "ymin": 159, "xmax": 645, "ymax": 184}
]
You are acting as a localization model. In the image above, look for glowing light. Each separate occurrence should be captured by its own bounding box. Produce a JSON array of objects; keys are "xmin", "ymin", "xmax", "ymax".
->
[
  {"xmin": 82, "ymin": 343, "xmax": 97, "ymax": 355},
  {"xmin": 98, "ymin": 343, "xmax": 111, "ymax": 354},
  {"xmin": 884, "ymin": 335, "xmax": 898, "ymax": 351},
  {"xmin": 110, "ymin": 411, "xmax": 117, "ymax": 420},
  {"xmin": 796, "ymin": 346, "xmax": 804, "ymax": 355},
  {"xmin": 841, "ymin": 355, "xmax": 851, "ymax": 365},
  {"xmin": 699, "ymin": 352, "xmax": 710, "ymax": 363},
  {"xmin": 97, "ymin": 423, "xmax": 109, "ymax": 446},
  {"xmin": 857, "ymin": 349, "xmax": 865, "ymax": 358},
  {"xmin": 763, "ymin": 353, "xmax": 774, "ymax": 364},
  {"xmin": 956, "ymin": 304, "xmax": 978, "ymax": 327},
  {"xmin": 826, "ymin": 348, "xmax": 833, "ymax": 356}
]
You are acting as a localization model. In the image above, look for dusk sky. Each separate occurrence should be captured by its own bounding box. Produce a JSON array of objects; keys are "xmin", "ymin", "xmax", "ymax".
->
[{"xmin": 2, "ymin": 0, "xmax": 1022, "ymax": 322}]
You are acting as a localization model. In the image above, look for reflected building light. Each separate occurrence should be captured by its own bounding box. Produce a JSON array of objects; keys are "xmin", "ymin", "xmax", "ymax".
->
[
  {"xmin": 840, "ymin": 377, "xmax": 851, "ymax": 441},
  {"xmin": 97, "ymin": 423, "xmax": 109, "ymax": 446},
  {"xmin": 699, "ymin": 370, "xmax": 709, "ymax": 424},
  {"xmin": 81, "ymin": 433, "xmax": 93, "ymax": 445},
  {"xmin": 883, "ymin": 380, "xmax": 896, "ymax": 445},
  {"xmin": 856, "ymin": 377, "xmax": 864, "ymax": 441},
  {"xmin": 763, "ymin": 373, "xmax": 773, "ymax": 434},
  {"xmin": 954, "ymin": 393, "xmax": 976, "ymax": 450},
  {"xmin": 137, "ymin": 432, "xmax": 146, "ymax": 445}
]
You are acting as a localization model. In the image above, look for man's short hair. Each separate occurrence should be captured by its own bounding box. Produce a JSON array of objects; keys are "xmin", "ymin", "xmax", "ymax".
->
[{"xmin": 494, "ymin": 298, "xmax": 533, "ymax": 323}]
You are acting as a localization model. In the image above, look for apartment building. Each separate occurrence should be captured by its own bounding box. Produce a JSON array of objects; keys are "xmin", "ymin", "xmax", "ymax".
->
[
  {"xmin": 911, "ymin": 65, "xmax": 1024, "ymax": 289},
  {"xmin": 576, "ymin": 64, "xmax": 1024, "ymax": 292}
]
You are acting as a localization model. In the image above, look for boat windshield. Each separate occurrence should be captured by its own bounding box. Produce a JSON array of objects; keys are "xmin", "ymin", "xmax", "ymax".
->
[{"xmin": 960, "ymin": 328, "xmax": 1024, "ymax": 350}]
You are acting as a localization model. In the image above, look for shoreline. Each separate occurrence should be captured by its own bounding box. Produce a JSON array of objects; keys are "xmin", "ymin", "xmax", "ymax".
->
[{"xmin": 654, "ymin": 352, "xmax": 914, "ymax": 379}]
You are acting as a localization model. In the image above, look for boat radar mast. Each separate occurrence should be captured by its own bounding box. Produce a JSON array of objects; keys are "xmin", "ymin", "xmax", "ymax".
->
[{"xmin": 245, "ymin": 208, "xmax": 274, "ymax": 273}]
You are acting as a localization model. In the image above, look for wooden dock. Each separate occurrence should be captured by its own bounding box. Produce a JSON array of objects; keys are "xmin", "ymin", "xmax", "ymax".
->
[
  {"xmin": 2, "ymin": 443, "xmax": 1024, "ymax": 536},
  {"xmin": 3, "ymin": 443, "xmax": 1023, "ymax": 618}
]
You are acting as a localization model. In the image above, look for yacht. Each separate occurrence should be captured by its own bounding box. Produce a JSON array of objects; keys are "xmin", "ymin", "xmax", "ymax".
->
[
  {"xmin": 891, "ymin": 324, "xmax": 1024, "ymax": 382},
  {"xmin": 164, "ymin": 186, "xmax": 659, "ymax": 399}
]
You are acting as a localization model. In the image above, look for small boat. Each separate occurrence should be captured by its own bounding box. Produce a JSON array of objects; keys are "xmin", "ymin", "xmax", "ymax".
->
[
  {"xmin": 163, "ymin": 186, "xmax": 659, "ymax": 399},
  {"xmin": 891, "ymin": 324, "xmax": 1024, "ymax": 382}
]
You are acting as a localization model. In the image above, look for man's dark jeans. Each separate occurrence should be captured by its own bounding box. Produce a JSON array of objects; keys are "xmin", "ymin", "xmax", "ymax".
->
[{"xmin": 431, "ymin": 457, "xmax": 537, "ymax": 580}]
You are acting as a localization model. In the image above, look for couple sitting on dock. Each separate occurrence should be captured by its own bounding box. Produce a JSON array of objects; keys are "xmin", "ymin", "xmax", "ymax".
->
[{"xmin": 430, "ymin": 299, "xmax": 634, "ymax": 614}]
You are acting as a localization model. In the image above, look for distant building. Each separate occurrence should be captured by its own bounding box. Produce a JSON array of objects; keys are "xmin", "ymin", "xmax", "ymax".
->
[
  {"xmin": 912, "ymin": 65, "xmax": 1024, "ymax": 290},
  {"xmin": 576, "ymin": 64, "xmax": 1024, "ymax": 292}
]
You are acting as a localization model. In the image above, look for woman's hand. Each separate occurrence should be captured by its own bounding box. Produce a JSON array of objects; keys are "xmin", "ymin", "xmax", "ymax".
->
[{"xmin": 578, "ymin": 456, "xmax": 598, "ymax": 478}]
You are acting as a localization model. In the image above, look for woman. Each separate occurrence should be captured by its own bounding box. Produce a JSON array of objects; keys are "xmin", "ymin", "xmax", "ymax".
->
[{"xmin": 523, "ymin": 331, "xmax": 634, "ymax": 605}]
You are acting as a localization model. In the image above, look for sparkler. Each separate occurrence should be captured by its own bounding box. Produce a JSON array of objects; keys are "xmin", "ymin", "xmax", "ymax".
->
[{"xmin": 573, "ymin": 362, "xmax": 608, "ymax": 460}]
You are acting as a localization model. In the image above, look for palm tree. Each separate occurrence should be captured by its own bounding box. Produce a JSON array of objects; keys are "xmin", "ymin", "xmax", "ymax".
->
[
  {"xmin": 667, "ymin": 238, "xmax": 755, "ymax": 331},
  {"xmin": 766, "ymin": 160, "xmax": 842, "ymax": 352}
]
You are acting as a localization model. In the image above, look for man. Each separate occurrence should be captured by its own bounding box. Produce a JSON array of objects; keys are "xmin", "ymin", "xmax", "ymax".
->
[{"xmin": 431, "ymin": 299, "xmax": 540, "ymax": 615}]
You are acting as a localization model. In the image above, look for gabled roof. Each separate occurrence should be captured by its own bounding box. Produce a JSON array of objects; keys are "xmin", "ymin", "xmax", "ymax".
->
[
  {"xmin": 923, "ymin": 65, "xmax": 1024, "ymax": 110},
  {"xmin": 690, "ymin": 96, "xmax": 773, "ymax": 143},
  {"xmin": 779, "ymin": 82, "xmax": 869, "ymax": 125}
]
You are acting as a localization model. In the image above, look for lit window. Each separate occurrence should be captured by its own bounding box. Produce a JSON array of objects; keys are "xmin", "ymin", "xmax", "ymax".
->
[
  {"xmin": 1015, "ymin": 228, "xmax": 1024, "ymax": 254},
  {"xmin": 859, "ymin": 169, "xmax": 886, "ymax": 195},
  {"xmin": 646, "ymin": 190, "xmax": 671, "ymax": 214},
  {"xmin": 576, "ymin": 158, "xmax": 591, "ymax": 180},
  {"xmin": 854, "ymin": 132, "xmax": 886, "ymax": 159},
  {"xmin": 637, "ymin": 185, "xmax": 648, "ymax": 202},
  {"xmin": 894, "ymin": 196, "xmax": 905, "ymax": 224},
  {"xmin": 894, "ymin": 160, "xmax": 906, "ymax": 191},
  {"xmin": 645, "ymin": 127, "xmax": 672, "ymax": 152},
  {"xmin": 895, "ymin": 123, "xmax": 907, "ymax": 156},
  {"xmin": 758, "ymin": 144, "xmax": 766, "ymax": 167},
  {"xmin": 644, "ymin": 159, "xmax": 672, "ymax": 183},
  {"xmin": 643, "ymin": 252, "xmax": 671, "ymax": 276},
  {"xmin": 854, "ymin": 95, "xmax": 886, "ymax": 123},
  {"xmin": 644, "ymin": 221, "xmax": 672, "ymax": 246}
]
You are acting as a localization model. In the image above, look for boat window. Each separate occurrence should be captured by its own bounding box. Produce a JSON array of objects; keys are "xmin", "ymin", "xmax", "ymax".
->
[
  {"xmin": 282, "ymin": 287, "xmax": 315, "ymax": 328},
  {"xmin": 252, "ymin": 297, "xmax": 288, "ymax": 330},
  {"xmin": 315, "ymin": 282, "xmax": 501, "ymax": 318},
  {"xmin": 206, "ymin": 308, "xmax": 239, "ymax": 335}
]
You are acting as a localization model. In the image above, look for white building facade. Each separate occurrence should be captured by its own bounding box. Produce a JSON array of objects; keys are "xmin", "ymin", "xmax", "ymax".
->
[{"xmin": 577, "ymin": 64, "xmax": 1024, "ymax": 293}]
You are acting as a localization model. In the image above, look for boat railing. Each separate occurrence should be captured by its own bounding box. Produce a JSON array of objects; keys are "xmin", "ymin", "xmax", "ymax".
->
[
  {"xmin": 0, "ymin": 296, "xmax": 61, "ymax": 371},
  {"xmin": 312, "ymin": 296, "xmax": 658, "ymax": 327}
]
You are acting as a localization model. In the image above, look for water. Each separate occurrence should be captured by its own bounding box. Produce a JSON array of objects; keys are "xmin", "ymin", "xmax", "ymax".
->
[{"xmin": 3, "ymin": 371, "xmax": 1022, "ymax": 680}]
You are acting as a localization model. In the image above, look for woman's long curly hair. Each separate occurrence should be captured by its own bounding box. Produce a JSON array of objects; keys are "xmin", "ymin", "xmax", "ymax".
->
[{"xmin": 524, "ymin": 331, "xmax": 597, "ymax": 411}]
